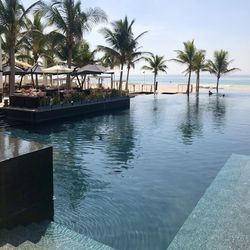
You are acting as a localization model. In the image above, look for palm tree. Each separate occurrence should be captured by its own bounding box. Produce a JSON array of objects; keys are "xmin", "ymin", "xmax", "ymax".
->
[
  {"xmin": 57, "ymin": 41, "xmax": 96, "ymax": 67},
  {"xmin": 98, "ymin": 16, "xmax": 147, "ymax": 90},
  {"xmin": 45, "ymin": 0, "xmax": 107, "ymax": 88},
  {"xmin": 0, "ymin": 0, "xmax": 41, "ymax": 94},
  {"xmin": 172, "ymin": 40, "xmax": 197, "ymax": 95},
  {"xmin": 100, "ymin": 51, "xmax": 119, "ymax": 70},
  {"xmin": 141, "ymin": 54, "xmax": 167, "ymax": 94},
  {"xmin": 18, "ymin": 13, "xmax": 49, "ymax": 65},
  {"xmin": 125, "ymin": 49, "xmax": 150, "ymax": 90},
  {"xmin": 73, "ymin": 42, "xmax": 96, "ymax": 67},
  {"xmin": 44, "ymin": 31, "xmax": 65, "ymax": 67},
  {"xmin": 206, "ymin": 50, "xmax": 239, "ymax": 92},
  {"xmin": 193, "ymin": 50, "xmax": 206, "ymax": 93}
]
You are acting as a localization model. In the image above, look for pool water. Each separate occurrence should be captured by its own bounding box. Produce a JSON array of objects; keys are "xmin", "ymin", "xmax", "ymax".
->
[{"xmin": 3, "ymin": 92, "xmax": 250, "ymax": 250}]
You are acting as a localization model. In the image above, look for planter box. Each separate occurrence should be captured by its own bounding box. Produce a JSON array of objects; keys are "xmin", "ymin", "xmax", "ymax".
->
[
  {"xmin": 10, "ymin": 95, "xmax": 41, "ymax": 109},
  {"xmin": 2, "ymin": 97, "xmax": 130, "ymax": 124}
]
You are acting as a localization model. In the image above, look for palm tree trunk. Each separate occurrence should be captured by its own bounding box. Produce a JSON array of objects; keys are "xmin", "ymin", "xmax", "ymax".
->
[
  {"xmin": 216, "ymin": 75, "xmax": 220, "ymax": 93},
  {"xmin": 119, "ymin": 63, "xmax": 124, "ymax": 90},
  {"xmin": 111, "ymin": 74, "xmax": 114, "ymax": 89},
  {"xmin": 186, "ymin": 69, "xmax": 191, "ymax": 95},
  {"xmin": 80, "ymin": 75, "xmax": 86, "ymax": 89},
  {"xmin": 153, "ymin": 73, "xmax": 157, "ymax": 94},
  {"xmin": 35, "ymin": 74, "xmax": 39, "ymax": 89},
  {"xmin": 67, "ymin": 44, "xmax": 73, "ymax": 89},
  {"xmin": 9, "ymin": 45, "xmax": 15, "ymax": 95},
  {"xmin": 125, "ymin": 66, "xmax": 130, "ymax": 91},
  {"xmin": 31, "ymin": 73, "xmax": 35, "ymax": 88},
  {"xmin": 34, "ymin": 54, "xmax": 39, "ymax": 64},
  {"xmin": 196, "ymin": 70, "xmax": 200, "ymax": 93}
]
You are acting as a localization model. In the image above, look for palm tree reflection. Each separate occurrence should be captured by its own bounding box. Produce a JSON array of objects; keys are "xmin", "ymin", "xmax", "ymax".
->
[
  {"xmin": 179, "ymin": 95, "xmax": 203, "ymax": 144},
  {"xmin": 105, "ymin": 112, "xmax": 135, "ymax": 170},
  {"xmin": 209, "ymin": 95, "xmax": 226, "ymax": 130}
]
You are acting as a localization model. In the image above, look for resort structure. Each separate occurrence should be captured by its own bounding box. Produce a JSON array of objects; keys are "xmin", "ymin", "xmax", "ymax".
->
[{"xmin": 0, "ymin": 0, "xmax": 250, "ymax": 249}]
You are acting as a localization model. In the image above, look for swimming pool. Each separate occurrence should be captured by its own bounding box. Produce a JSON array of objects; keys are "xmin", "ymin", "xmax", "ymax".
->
[{"xmin": 3, "ymin": 92, "xmax": 250, "ymax": 249}]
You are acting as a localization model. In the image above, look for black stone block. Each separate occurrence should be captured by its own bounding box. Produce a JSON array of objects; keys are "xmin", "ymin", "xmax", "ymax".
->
[{"xmin": 0, "ymin": 135, "xmax": 54, "ymax": 229}]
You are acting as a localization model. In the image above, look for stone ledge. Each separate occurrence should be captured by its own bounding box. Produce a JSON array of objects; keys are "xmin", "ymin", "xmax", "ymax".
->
[
  {"xmin": 0, "ymin": 136, "xmax": 53, "ymax": 229},
  {"xmin": 167, "ymin": 154, "xmax": 250, "ymax": 250}
]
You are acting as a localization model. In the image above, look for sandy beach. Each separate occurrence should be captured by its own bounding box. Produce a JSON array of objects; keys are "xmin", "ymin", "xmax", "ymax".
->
[{"xmin": 100, "ymin": 82, "xmax": 250, "ymax": 94}]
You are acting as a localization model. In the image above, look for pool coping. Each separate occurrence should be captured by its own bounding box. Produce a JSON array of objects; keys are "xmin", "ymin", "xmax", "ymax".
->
[{"xmin": 167, "ymin": 153, "xmax": 250, "ymax": 250}]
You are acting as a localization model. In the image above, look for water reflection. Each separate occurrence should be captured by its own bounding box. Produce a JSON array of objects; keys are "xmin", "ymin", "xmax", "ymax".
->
[
  {"xmin": 1, "ymin": 93, "xmax": 250, "ymax": 249},
  {"xmin": 0, "ymin": 135, "xmax": 45, "ymax": 160},
  {"xmin": 208, "ymin": 95, "xmax": 226, "ymax": 130},
  {"xmin": 178, "ymin": 95, "xmax": 203, "ymax": 145},
  {"xmin": 4, "ymin": 110, "xmax": 136, "ymax": 203},
  {"xmin": 7, "ymin": 111, "xmax": 136, "ymax": 165},
  {"xmin": 151, "ymin": 96, "xmax": 167, "ymax": 128},
  {"xmin": 105, "ymin": 112, "xmax": 135, "ymax": 168}
]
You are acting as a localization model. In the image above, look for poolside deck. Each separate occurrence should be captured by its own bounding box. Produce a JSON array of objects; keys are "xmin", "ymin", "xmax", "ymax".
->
[{"xmin": 167, "ymin": 154, "xmax": 250, "ymax": 250}]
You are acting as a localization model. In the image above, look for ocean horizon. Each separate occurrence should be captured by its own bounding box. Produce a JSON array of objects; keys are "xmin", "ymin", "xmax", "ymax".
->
[{"xmin": 115, "ymin": 74, "xmax": 250, "ymax": 86}]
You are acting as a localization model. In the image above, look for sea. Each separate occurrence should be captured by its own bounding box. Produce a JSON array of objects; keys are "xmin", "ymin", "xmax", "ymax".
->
[{"xmin": 111, "ymin": 74, "xmax": 250, "ymax": 87}]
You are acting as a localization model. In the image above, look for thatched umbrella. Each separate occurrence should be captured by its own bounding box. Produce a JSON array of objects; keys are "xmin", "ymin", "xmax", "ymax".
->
[
  {"xmin": 2, "ymin": 64, "xmax": 26, "ymax": 76},
  {"xmin": 73, "ymin": 64, "xmax": 109, "ymax": 89},
  {"xmin": 2, "ymin": 64, "xmax": 26, "ymax": 89},
  {"xmin": 27, "ymin": 63, "xmax": 44, "ymax": 88}
]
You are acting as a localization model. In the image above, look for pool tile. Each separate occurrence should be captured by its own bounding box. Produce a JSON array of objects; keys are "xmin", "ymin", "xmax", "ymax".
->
[{"xmin": 167, "ymin": 154, "xmax": 250, "ymax": 250}]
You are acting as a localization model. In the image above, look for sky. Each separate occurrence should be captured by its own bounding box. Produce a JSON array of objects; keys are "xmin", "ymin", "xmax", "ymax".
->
[{"xmin": 24, "ymin": 0, "xmax": 250, "ymax": 75}]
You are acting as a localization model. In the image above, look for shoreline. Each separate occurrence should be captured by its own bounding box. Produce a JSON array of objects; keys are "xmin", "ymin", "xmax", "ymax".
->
[{"xmin": 126, "ymin": 83, "xmax": 250, "ymax": 93}]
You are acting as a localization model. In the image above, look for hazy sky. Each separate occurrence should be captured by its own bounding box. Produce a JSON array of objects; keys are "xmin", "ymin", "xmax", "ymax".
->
[{"xmin": 24, "ymin": 0, "xmax": 250, "ymax": 75}]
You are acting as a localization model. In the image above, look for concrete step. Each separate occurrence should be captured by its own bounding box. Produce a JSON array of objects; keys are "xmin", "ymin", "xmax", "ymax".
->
[
  {"xmin": 0, "ymin": 228, "xmax": 26, "ymax": 247},
  {"xmin": 32, "ymin": 222, "xmax": 114, "ymax": 250},
  {"xmin": 0, "ymin": 221, "xmax": 114, "ymax": 250},
  {"xmin": 0, "ymin": 243, "xmax": 16, "ymax": 250},
  {"xmin": 6, "ymin": 224, "xmax": 44, "ymax": 245},
  {"xmin": 16, "ymin": 240, "xmax": 40, "ymax": 250}
]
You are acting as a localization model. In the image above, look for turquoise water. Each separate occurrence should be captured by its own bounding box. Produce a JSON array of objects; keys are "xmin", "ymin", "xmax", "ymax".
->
[
  {"xmin": 123, "ymin": 74, "xmax": 250, "ymax": 86},
  {"xmin": 2, "ymin": 91, "xmax": 250, "ymax": 249}
]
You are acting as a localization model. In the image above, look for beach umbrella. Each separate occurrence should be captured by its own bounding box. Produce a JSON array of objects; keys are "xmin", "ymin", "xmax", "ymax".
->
[
  {"xmin": 15, "ymin": 60, "xmax": 32, "ymax": 69},
  {"xmin": 42, "ymin": 65, "xmax": 73, "ymax": 74},
  {"xmin": 2, "ymin": 64, "xmax": 26, "ymax": 76},
  {"xmin": 43, "ymin": 65, "xmax": 73, "ymax": 92}
]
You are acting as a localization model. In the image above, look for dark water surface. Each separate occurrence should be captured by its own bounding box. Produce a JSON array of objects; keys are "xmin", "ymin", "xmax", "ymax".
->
[{"xmin": 2, "ymin": 92, "xmax": 250, "ymax": 250}]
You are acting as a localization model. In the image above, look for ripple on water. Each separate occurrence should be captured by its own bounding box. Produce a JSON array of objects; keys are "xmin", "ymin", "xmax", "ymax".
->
[{"xmin": 3, "ymin": 93, "xmax": 250, "ymax": 249}]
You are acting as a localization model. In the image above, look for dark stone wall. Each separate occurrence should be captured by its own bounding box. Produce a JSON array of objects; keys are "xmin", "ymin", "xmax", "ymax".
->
[
  {"xmin": 9, "ymin": 95, "xmax": 41, "ymax": 109},
  {"xmin": 0, "ymin": 137, "xmax": 53, "ymax": 229}
]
